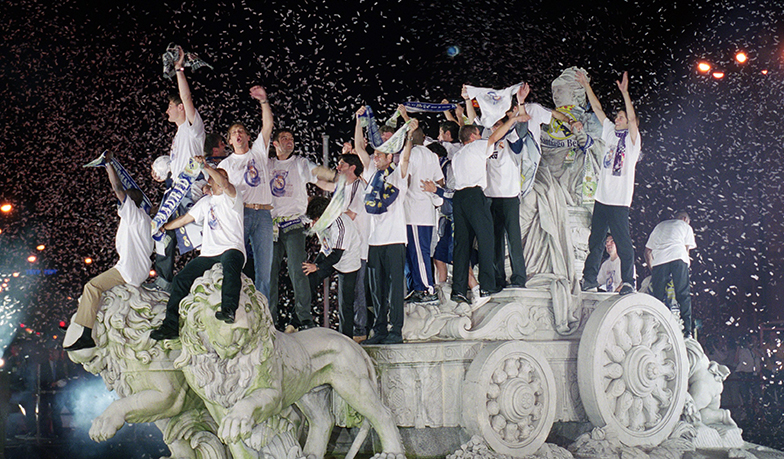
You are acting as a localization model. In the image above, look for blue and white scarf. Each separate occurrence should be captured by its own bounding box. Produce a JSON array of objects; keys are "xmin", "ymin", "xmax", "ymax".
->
[
  {"xmin": 84, "ymin": 151, "xmax": 153, "ymax": 213},
  {"xmin": 151, "ymin": 158, "xmax": 203, "ymax": 240},
  {"xmin": 364, "ymin": 166, "xmax": 399, "ymax": 214}
]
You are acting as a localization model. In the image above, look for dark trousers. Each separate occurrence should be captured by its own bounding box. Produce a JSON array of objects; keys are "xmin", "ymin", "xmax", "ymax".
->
[
  {"xmin": 161, "ymin": 249, "xmax": 244, "ymax": 331},
  {"xmin": 354, "ymin": 260, "xmax": 368, "ymax": 335},
  {"xmin": 452, "ymin": 187, "xmax": 496, "ymax": 296},
  {"xmin": 367, "ymin": 244, "xmax": 405, "ymax": 337},
  {"xmin": 651, "ymin": 260, "xmax": 692, "ymax": 337},
  {"xmin": 491, "ymin": 196, "xmax": 527, "ymax": 286},
  {"xmin": 270, "ymin": 226, "xmax": 312, "ymax": 328},
  {"xmin": 583, "ymin": 201, "xmax": 635, "ymax": 285},
  {"xmin": 154, "ymin": 229, "xmax": 177, "ymax": 283},
  {"xmin": 308, "ymin": 267, "xmax": 357, "ymax": 337}
]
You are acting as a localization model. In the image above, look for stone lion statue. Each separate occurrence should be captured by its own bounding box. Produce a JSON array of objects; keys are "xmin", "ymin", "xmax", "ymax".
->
[
  {"xmin": 174, "ymin": 265, "xmax": 405, "ymax": 459},
  {"xmin": 66, "ymin": 285, "xmax": 228, "ymax": 459}
]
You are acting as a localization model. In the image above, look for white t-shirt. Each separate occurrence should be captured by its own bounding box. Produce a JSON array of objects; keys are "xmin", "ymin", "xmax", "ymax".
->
[
  {"xmin": 453, "ymin": 139, "xmax": 493, "ymax": 191},
  {"xmin": 270, "ymin": 155, "xmax": 318, "ymax": 219},
  {"xmin": 114, "ymin": 197, "xmax": 153, "ymax": 287},
  {"xmin": 645, "ymin": 219, "xmax": 696, "ymax": 267},
  {"xmin": 188, "ymin": 192, "xmax": 246, "ymax": 260},
  {"xmin": 597, "ymin": 256, "xmax": 622, "ymax": 293},
  {"xmin": 344, "ymin": 178, "xmax": 370, "ymax": 260},
  {"xmin": 521, "ymin": 103, "xmax": 553, "ymax": 153},
  {"xmin": 595, "ymin": 118, "xmax": 642, "ymax": 207},
  {"xmin": 404, "ymin": 145, "xmax": 444, "ymax": 226},
  {"xmin": 485, "ymin": 129, "xmax": 522, "ymax": 198},
  {"xmin": 441, "ymin": 141, "xmax": 462, "ymax": 160},
  {"xmin": 320, "ymin": 215, "xmax": 362, "ymax": 273},
  {"xmin": 218, "ymin": 133, "xmax": 273, "ymax": 205},
  {"xmin": 362, "ymin": 166, "xmax": 409, "ymax": 246},
  {"xmin": 169, "ymin": 110, "xmax": 206, "ymax": 179}
]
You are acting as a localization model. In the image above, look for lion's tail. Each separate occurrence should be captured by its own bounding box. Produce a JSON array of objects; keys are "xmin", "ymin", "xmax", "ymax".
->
[{"xmin": 345, "ymin": 418, "xmax": 371, "ymax": 459}]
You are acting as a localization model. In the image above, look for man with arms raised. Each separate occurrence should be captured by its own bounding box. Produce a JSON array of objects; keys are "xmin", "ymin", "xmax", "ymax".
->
[{"xmin": 218, "ymin": 85, "xmax": 274, "ymax": 300}]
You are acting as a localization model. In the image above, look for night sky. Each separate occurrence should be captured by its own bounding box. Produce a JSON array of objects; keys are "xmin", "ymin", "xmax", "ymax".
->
[
  {"xmin": 1, "ymin": 0, "xmax": 784, "ymax": 389},
  {"xmin": 1, "ymin": 0, "xmax": 784, "ymax": 453}
]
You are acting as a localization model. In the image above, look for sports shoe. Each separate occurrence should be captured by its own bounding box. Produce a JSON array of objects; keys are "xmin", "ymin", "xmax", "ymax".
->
[
  {"xmin": 63, "ymin": 327, "xmax": 95, "ymax": 351},
  {"xmin": 580, "ymin": 279, "xmax": 599, "ymax": 292},
  {"xmin": 214, "ymin": 308, "xmax": 235, "ymax": 324},
  {"xmin": 405, "ymin": 291, "xmax": 423, "ymax": 303},
  {"xmin": 362, "ymin": 333, "xmax": 387, "ymax": 345},
  {"xmin": 381, "ymin": 333, "xmax": 403, "ymax": 344},
  {"xmin": 450, "ymin": 292, "xmax": 470, "ymax": 304},
  {"xmin": 415, "ymin": 292, "xmax": 439, "ymax": 303},
  {"xmin": 150, "ymin": 326, "xmax": 178, "ymax": 341},
  {"xmin": 619, "ymin": 283, "xmax": 635, "ymax": 296}
]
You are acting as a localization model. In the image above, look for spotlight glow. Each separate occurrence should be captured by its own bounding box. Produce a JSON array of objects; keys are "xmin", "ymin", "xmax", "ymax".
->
[
  {"xmin": 36, "ymin": 244, "xmax": 45, "ymax": 251},
  {"xmin": 27, "ymin": 255, "xmax": 36, "ymax": 263},
  {"xmin": 735, "ymin": 51, "xmax": 747, "ymax": 63},
  {"xmin": 84, "ymin": 257, "xmax": 93, "ymax": 264},
  {"xmin": 697, "ymin": 61, "xmax": 711, "ymax": 73},
  {"xmin": 761, "ymin": 69, "xmax": 768, "ymax": 75},
  {"xmin": 712, "ymin": 71, "xmax": 725, "ymax": 79},
  {"xmin": 0, "ymin": 204, "xmax": 11, "ymax": 213}
]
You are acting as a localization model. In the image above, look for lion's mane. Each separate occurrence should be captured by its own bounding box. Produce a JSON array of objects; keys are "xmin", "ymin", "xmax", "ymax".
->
[{"xmin": 176, "ymin": 265, "xmax": 277, "ymax": 408}]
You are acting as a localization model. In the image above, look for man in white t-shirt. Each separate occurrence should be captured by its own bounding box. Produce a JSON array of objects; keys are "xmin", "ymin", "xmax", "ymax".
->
[
  {"xmin": 404, "ymin": 125, "xmax": 444, "ymax": 303},
  {"xmin": 577, "ymin": 71, "xmax": 641, "ymax": 296},
  {"xmin": 146, "ymin": 46, "xmax": 206, "ymax": 293},
  {"xmin": 150, "ymin": 157, "xmax": 245, "ymax": 340},
  {"xmin": 64, "ymin": 153, "xmax": 153, "ymax": 351},
  {"xmin": 437, "ymin": 120, "xmax": 462, "ymax": 159},
  {"xmin": 450, "ymin": 112, "xmax": 529, "ymax": 307},
  {"xmin": 316, "ymin": 152, "xmax": 371, "ymax": 342},
  {"xmin": 597, "ymin": 235, "xmax": 622, "ymax": 292},
  {"xmin": 644, "ymin": 211, "xmax": 697, "ymax": 337},
  {"xmin": 218, "ymin": 85, "xmax": 274, "ymax": 301},
  {"xmin": 303, "ymin": 196, "xmax": 362, "ymax": 338},
  {"xmin": 269, "ymin": 129, "xmax": 336, "ymax": 331},
  {"xmin": 353, "ymin": 112, "xmax": 416, "ymax": 345}
]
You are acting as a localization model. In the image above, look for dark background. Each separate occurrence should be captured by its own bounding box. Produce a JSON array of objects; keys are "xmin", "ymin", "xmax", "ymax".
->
[{"xmin": 1, "ymin": 0, "xmax": 784, "ymax": 453}]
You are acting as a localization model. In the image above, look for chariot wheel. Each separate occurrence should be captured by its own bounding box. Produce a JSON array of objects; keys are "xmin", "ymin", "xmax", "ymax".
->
[
  {"xmin": 577, "ymin": 293, "xmax": 688, "ymax": 447},
  {"xmin": 463, "ymin": 341, "xmax": 557, "ymax": 457}
]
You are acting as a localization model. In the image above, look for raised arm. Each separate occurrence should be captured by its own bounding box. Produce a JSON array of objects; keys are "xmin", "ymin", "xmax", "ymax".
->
[
  {"xmin": 397, "ymin": 104, "xmax": 410, "ymax": 123},
  {"xmin": 354, "ymin": 106, "xmax": 371, "ymax": 170},
  {"xmin": 399, "ymin": 118, "xmax": 418, "ymax": 178},
  {"xmin": 461, "ymin": 85, "xmax": 477, "ymax": 125},
  {"xmin": 104, "ymin": 151, "xmax": 126, "ymax": 202},
  {"xmin": 174, "ymin": 46, "xmax": 197, "ymax": 125},
  {"xmin": 250, "ymin": 85, "xmax": 274, "ymax": 146},
  {"xmin": 197, "ymin": 156, "xmax": 236, "ymax": 198},
  {"xmin": 488, "ymin": 112, "xmax": 529, "ymax": 145},
  {"xmin": 441, "ymin": 99, "xmax": 458, "ymax": 124},
  {"xmin": 576, "ymin": 70, "xmax": 607, "ymax": 125},
  {"xmin": 616, "ymin": 71, "xmax": 639, "ymax": 144}
]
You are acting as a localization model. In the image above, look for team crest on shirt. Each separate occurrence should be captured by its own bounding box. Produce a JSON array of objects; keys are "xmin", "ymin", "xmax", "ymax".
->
[
  {"xmin": 487, "ymin": 91, "xmax": 502, "ymax": 104},
  {"xmin": 244, "ymin": 159, "xmax": 261, "ymax": 187},
  {"xmin": 208, "ymin": 206, "xmax": 220, "ymax": 230},
  {"xmin": 270, "ymin": 170, "xmax": 289, "ymax": 197},
  {"xmin": 603, "ymin": 144, "xmax": 617, "ymax": 169}
]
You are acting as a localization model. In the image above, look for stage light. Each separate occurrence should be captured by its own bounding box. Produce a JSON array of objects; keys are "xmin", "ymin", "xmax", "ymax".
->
[
  {"xmin": 0, "ymin": 204, "xmax": 11, "ymax": 213},
  {"xmin": 697, "ymin": 62, "xmax": 711, "ymax": 73},
  {"xmin": 27, "ymin": 255, "xmax": 36, "ymax": 263},
  {"xmin": 59, "ymin": 320, "xmax": 67, "ymax": 329},
  {"xmin": 762, "ymin": 69, "xmax": 768, "ymax": 75},
  {"xmin": 84, "ymin": 257, "xmax": 93, "ymax": 264},
  {"xmin": 150, "ymin": 269, "xmax": 156, "ymax": 277},
  {"xmin": 735, "ymin": 51, "xmax": 747, "ymax": 64},
  {"xmin": 36, "ymin": 244, "xmax": 45, "ymax": 251},
  {"xmin": 12, "ymin": 272, "xmax": 19, "ymax": 277},
  {"xmin": 712, "ymin": 71, "xmax": 725, "ymax": 79}
]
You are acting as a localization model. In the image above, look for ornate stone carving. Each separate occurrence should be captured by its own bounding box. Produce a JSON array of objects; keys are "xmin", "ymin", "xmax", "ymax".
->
[
  {"xmin": 578, "ymin": 294, "xmax": 689, "ymax": 447},
  {"xmin": 66, "ymin": 285, "xmax": 229, "ymax": 459},
  {"xmin": 463, "ymin": 341, "xmax": 558, "ymax": 456}
]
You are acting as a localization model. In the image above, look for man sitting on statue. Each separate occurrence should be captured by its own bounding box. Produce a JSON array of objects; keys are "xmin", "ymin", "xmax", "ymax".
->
[
  {"xmin": 64, "ymin": 151, "xmax": 153, "ymax": 351},
  {"xmin": 151, "ymin": 156, "xmax": 245, "ymax": 340}
]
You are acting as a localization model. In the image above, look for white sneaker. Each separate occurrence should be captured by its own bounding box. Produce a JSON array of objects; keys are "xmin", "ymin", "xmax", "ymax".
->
[{"xmin": 470, "ymin": 286, "xmax": 480, "ymax": 302}]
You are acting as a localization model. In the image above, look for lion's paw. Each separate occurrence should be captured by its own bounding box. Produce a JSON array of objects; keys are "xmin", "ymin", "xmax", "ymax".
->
[
  {"xmin": 89, "ymin": 413, "xmax": 124, "ymax": 442},
  {"xmin": 218, "ymin": 403, "xmax": 255, "ymax": 444},
  {"xmin": 370, "ymin": 453, "xmax": 405, "ymax": 459}
]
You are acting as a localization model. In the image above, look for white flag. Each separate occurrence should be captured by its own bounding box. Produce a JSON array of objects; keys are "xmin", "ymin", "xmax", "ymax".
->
[{"xmin": 466, "ymin": 84, "xmax": 521, "ymax": 128}]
